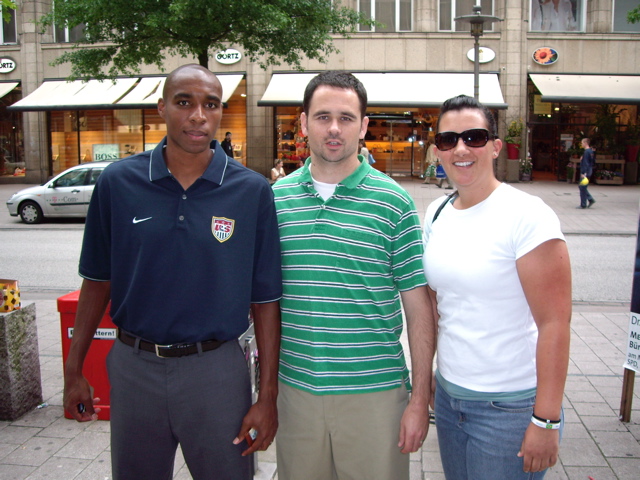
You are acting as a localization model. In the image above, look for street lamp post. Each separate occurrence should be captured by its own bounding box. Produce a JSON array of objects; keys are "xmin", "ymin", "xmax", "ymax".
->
[{"xmin": 454, "ymin": 4, "xmax": 502, "ymax": 100}]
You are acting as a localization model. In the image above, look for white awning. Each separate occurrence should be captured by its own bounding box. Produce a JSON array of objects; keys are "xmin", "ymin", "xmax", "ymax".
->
[
  {"xmin": 0, "ymin": 82, "xmax": 18, "ymax": 99},
  {"xmin": 117, "ymin": 77, "xmax": 166, "ymax": 107},
  {"xmin": 118, "ymin": 74, "xmax": 244, "ymax": 108},
  {"xmin": 9, "ymin": 74, "xmax": 244, "ymax": 111},
  {"xmin": 258, "ymin": 72, "xmax": 507, "ymax": 109},
  {"xmin": 9, "ymin": 78, "xmax": 139, "ymax": 111},
  {"xmin": 530, "ymin": 74, "xmax": 640, "ymax": 104}
]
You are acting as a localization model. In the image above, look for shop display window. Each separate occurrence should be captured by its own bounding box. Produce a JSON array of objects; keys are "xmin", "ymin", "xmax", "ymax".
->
[
  {"xmin": 0, "ymin": 87, "xmax": 23, "ymax": 177},
  {"xmin": 275, "ymin": 107, "xmax": 307, "ymax": 174},
  {"xmin": 49, "ymin": 109, "xmax": 167, "ymax": 176},
  {"xmin": 273, "ymin": 107, "xmax": 439, "ymax": 177}
]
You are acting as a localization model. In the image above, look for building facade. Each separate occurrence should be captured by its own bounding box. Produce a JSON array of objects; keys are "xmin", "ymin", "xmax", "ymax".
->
[{"xmin": 0, "ymin": 0, "xmax": 638, "ymax": 185}]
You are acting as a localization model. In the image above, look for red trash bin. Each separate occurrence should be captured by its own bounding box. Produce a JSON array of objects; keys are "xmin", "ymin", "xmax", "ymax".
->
[{"xmin": 58, "ymin": 290, "xmax": 114, "ymax": 420}]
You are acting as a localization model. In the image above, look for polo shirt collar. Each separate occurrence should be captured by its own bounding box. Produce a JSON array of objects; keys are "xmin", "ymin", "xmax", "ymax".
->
[
  {"xmin": 149, "ymin": 137, "xmax": 229, "ymax": 185},
  {"xmin": 298, "ymin": 154, "xmax": 371, "ymax": 189}
]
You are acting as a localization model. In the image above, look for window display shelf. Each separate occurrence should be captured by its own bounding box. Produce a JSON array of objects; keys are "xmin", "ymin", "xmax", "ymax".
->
[{"xmin": 594, "ymin": 158, "xmax": 624, "ymax": 185}]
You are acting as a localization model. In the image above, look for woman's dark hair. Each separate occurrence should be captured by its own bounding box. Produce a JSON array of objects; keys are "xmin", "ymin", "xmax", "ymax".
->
[
  {"xmin": 303, "ymin": 71, "xmax": 368, "ymax": 119},
  {"xmin": 436, "ymin": 95, "xmax": 498, "ymax": 138}
]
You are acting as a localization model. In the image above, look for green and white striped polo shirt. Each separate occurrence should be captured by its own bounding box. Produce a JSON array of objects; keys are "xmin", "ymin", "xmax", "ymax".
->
[{"xmin": 273, "ymin": 157, "xmax": 427, "ymax": 395}]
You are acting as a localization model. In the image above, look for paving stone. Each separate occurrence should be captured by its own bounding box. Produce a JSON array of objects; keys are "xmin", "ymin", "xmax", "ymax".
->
[
  {"xmin": 591, "ymin": 430, "xmax": 640, "ymax": 458},
  {"xmin": 557, "ymin": 438, "xmax": 608, "ymax": 467},
  {"xmin": 37, "ymin": 417, "xmax": 91, "ymax": 439},
  {"xmin": 608, "ymin": 456, "xmax": 640, "ymax": 478},
  {"xmin": 3, "ymin": 436, "xmax": 69, "ymax": 467},
  {"xmin": 73, "ymin": 451, "xmax": 111, "ymax": 480},
  {"xmin": 24, "ymin": 456, "xmax": 90, "ymax": 480},
  {"xmin": 564, "ymin": 466, "xmax": 617, "ymax": 480},
  {"xmin": 561, "ymin": 421, "xmax": 590, "ymax": 439},
  {"xmin": 0, "ymin": 463, "xmax": 36, "ymax": 479},
  {"xmin": 545, "ymin": 463, "xmax": 569, "ymax": 480},
  {"xmin": 572, "ymin": 402, "xmax": 617, "ymax": 417},
  {"xmin": 581, "ymin": 415, "xmax": 632, "ymax": 432},
  {"xmin": 10, "ymin": 405, "xmax": 63, "ymax": 429},
  {"xmin": 0, "ymin": 426, "xmax": 40, "ymax": 445},
  {"xmin": 565, "ymin": 389, "xmax": 607, "ymax": 403},
  {"xmin": 54, "ymin": 431, "xmax": 110, "ymax": 460},
  {"xmin": 0, "ymin": 442, "xmax": 18, "ymax": 460}
]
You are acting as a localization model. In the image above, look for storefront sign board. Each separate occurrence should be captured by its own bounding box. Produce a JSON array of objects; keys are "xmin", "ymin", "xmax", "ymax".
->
[{"xmin": 215, "ymin": 49, "xmax": 242, "ymax": 65}]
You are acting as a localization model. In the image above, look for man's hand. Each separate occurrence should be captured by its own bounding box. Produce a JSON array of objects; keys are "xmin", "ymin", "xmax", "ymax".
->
[
  {"xmin": 63, "ymin": 374, "xmax": 100, "ymax": 422},
  {"xmin": 398, "ymin": 398, "xmax": 429, "ymax": 454},
  {"xmin": 517, "ymin": 422, "xmax": 559, "ymax": 472},
  {"xmin": 233, "ymin": 398, "xmax": 278, "ymax": 456}
]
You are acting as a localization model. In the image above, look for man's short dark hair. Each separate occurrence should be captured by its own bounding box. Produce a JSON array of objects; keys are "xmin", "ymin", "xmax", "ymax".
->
[
  {"xmin": 436, "ymin": 95, "xmax": 498, "ymax": 138},
  {"xmin": 225, "ymin": 132, "xmax": 232, "ymax": 136},
  {"xmin": 303, "ymin": 71, "xmax": 368, "ymax": 119}
]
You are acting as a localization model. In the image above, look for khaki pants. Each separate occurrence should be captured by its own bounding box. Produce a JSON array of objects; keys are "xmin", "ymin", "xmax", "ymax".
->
[{"xmin": 276, "ymin": 382, "xmax": 410, "ymax": 480}]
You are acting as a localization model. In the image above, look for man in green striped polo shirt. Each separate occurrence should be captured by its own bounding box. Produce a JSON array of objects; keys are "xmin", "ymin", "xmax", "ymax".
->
[{"xmin": 272, "ymin": 71, "xmax": 436, "ymax": 480}]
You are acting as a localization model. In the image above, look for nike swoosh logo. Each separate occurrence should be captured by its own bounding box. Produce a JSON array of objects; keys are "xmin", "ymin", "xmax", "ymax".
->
[{"xmin": 132, "ymin": 217, "xmax": 152, "ymax": 224}]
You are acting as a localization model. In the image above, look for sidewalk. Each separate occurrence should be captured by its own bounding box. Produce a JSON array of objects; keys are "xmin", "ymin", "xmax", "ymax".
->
[{"xmin": 0, "ymin": 178, "xmax": 639, "ymax": 480}]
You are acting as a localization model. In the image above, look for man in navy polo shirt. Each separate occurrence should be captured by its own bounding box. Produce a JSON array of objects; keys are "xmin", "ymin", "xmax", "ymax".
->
[{"xmin": 63, "ymin": 64, "xmax": 282, "ymax": 480}]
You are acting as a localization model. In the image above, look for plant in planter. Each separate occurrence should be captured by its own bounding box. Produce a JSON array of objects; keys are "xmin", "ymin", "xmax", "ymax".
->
[
  {"xmin": 519, "ymin": 156, "xmax": 532, "ymax": 181},
  {"xmin": 623, "ymin": 123, "xmax": 640, "ymax": 163},
  {"xmin": 505, "ymin": 119, "xmax": 524, "ymax": 160},
  {"xmin": 505, "ymin": 119, "xmax": 524, "ymax": 145}
]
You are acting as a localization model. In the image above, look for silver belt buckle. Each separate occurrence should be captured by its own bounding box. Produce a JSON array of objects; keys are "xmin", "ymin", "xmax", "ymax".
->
[{"xmin": 155, "ymin": 343, "xmax": 174, "ymax": 358}]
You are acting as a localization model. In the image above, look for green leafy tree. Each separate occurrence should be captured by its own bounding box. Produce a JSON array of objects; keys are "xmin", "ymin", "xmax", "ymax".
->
[
  {"xmin": 628, "ymin": 4, "xmax": 640, "ymax": 23},
  {"xmin": 40, "ymin": 0, "xmax": 373, "ymax": 80},
  {"xmin": 2, "ymin": 0, "xmax": 16, "ymax": 23}
]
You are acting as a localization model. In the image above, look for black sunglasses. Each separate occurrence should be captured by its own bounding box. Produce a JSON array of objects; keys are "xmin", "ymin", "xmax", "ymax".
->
[{"xmin": 435, "ymin": 128, "xmax": 497, "ymax": 151}]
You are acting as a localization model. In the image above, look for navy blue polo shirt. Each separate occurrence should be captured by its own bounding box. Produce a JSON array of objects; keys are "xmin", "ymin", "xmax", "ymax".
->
[{"xmin": 79, "ymin": 138, "xmax": 282, "ymax": 344}]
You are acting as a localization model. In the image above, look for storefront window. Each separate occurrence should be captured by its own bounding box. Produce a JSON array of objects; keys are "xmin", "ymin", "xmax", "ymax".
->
[
  {"xmin": 530, "ymin": 0, "xmax": 583, "ymax": 32},
  {"xmin": 359, "ymin": 0, "xmax": 413, "ymax": 32},
  {"xmin": 49, "ymin": 109, "xmax": 167, "ymax": 176},
  {"xmin": 0, "ymin": 87, "xmax": 23, "ymax": 177},
  {"xmin": 613, "ymin": 0, "xmax": 640, "ymax": 32},
  {"xmin": 528, "ymin": 80, "xmax": 638, "ymax": 181},
  {"xmin": 439, "ymin": 0, "xmax": 494, "ymax": 32},
  {"xmin": 217, "ymin": 79, "xmax": 247, "ymax": 165},
  {"xmin": 273, "ymin": 107, "xmax": 440, "ymax": 177}
]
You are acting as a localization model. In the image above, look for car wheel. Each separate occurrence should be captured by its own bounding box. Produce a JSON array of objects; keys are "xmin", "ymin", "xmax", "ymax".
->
[{"xmin": 19, "ymin": 201, "xmax": 43, "ymax": 224}]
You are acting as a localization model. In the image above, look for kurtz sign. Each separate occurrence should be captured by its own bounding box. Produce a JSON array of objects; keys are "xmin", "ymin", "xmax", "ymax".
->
[
  {"xmin": 215, "ymin": 49, "xmax": 242, "ymax": 65},
  {"xmin": 0, "ymin": 57, "xmax": 16, "ymax": 73}
]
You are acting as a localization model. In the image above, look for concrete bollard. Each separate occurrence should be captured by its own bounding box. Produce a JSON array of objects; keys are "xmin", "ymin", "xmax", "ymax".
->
[{"xmin": 0, "ymin": 302, "xmax": 43, "ymax": 421}]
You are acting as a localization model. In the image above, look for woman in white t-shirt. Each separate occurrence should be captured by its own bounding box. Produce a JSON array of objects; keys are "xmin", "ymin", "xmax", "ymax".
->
[
  {"xmin": 422, "ymin": 95, "xmax": 571, "ymax": 480},
  {"xmin": 271, "ymin": 158, "xmax": 286, "ymax": 184}
]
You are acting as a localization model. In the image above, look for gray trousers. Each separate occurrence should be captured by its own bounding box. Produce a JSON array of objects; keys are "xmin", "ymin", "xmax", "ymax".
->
[{"xmin": 106, "ymin": 338, "xmax": 252, "ymax": 480}]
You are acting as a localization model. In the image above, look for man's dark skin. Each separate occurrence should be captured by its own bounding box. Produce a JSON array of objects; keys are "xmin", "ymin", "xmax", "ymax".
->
[{"xmin": 63, "ymin": 64, "xmax": 280, "ymax": 457}]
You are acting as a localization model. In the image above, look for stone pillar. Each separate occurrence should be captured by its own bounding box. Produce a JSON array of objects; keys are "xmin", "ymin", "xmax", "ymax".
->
[{"xmin": 0, "ymin": 303, "xmax": 43, "ymax": 421}]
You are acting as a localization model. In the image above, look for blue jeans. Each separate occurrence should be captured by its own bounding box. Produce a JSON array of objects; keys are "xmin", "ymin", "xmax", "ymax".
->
[
  {"xmin": 579, "ymin": 183, "xmax": 594, "ymax": 207},
  {"xmin": 435, "ymin": 378, "xmax": 563, "ymax": 480}
]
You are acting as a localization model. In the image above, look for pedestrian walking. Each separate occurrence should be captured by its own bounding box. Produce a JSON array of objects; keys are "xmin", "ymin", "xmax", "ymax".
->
[{"xmin": 577, "ymin": 137, "xmax": 596, "ymax": 209}]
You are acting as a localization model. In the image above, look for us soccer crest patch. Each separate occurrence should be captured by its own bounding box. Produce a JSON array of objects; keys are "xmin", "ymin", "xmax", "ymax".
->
[{"xmin": 211, "ymin": 217, "xmax": 235, "ymax": 243}]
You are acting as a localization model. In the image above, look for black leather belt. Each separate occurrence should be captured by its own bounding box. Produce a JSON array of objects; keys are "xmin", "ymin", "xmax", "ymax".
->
[{"xmin": 117, "ymin": 329, "xmax": 226, "ymax": 358}]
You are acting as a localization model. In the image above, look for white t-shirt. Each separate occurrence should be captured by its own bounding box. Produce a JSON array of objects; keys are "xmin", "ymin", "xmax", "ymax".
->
[{"xmin": 422, "ymin": 183, "xmax": 564, "ymax": 392}]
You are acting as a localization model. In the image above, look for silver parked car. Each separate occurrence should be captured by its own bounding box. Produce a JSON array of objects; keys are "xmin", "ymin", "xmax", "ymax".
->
[{"xmin": 5, "ymin": 161, "xmax": 113, "ymax": 224}]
